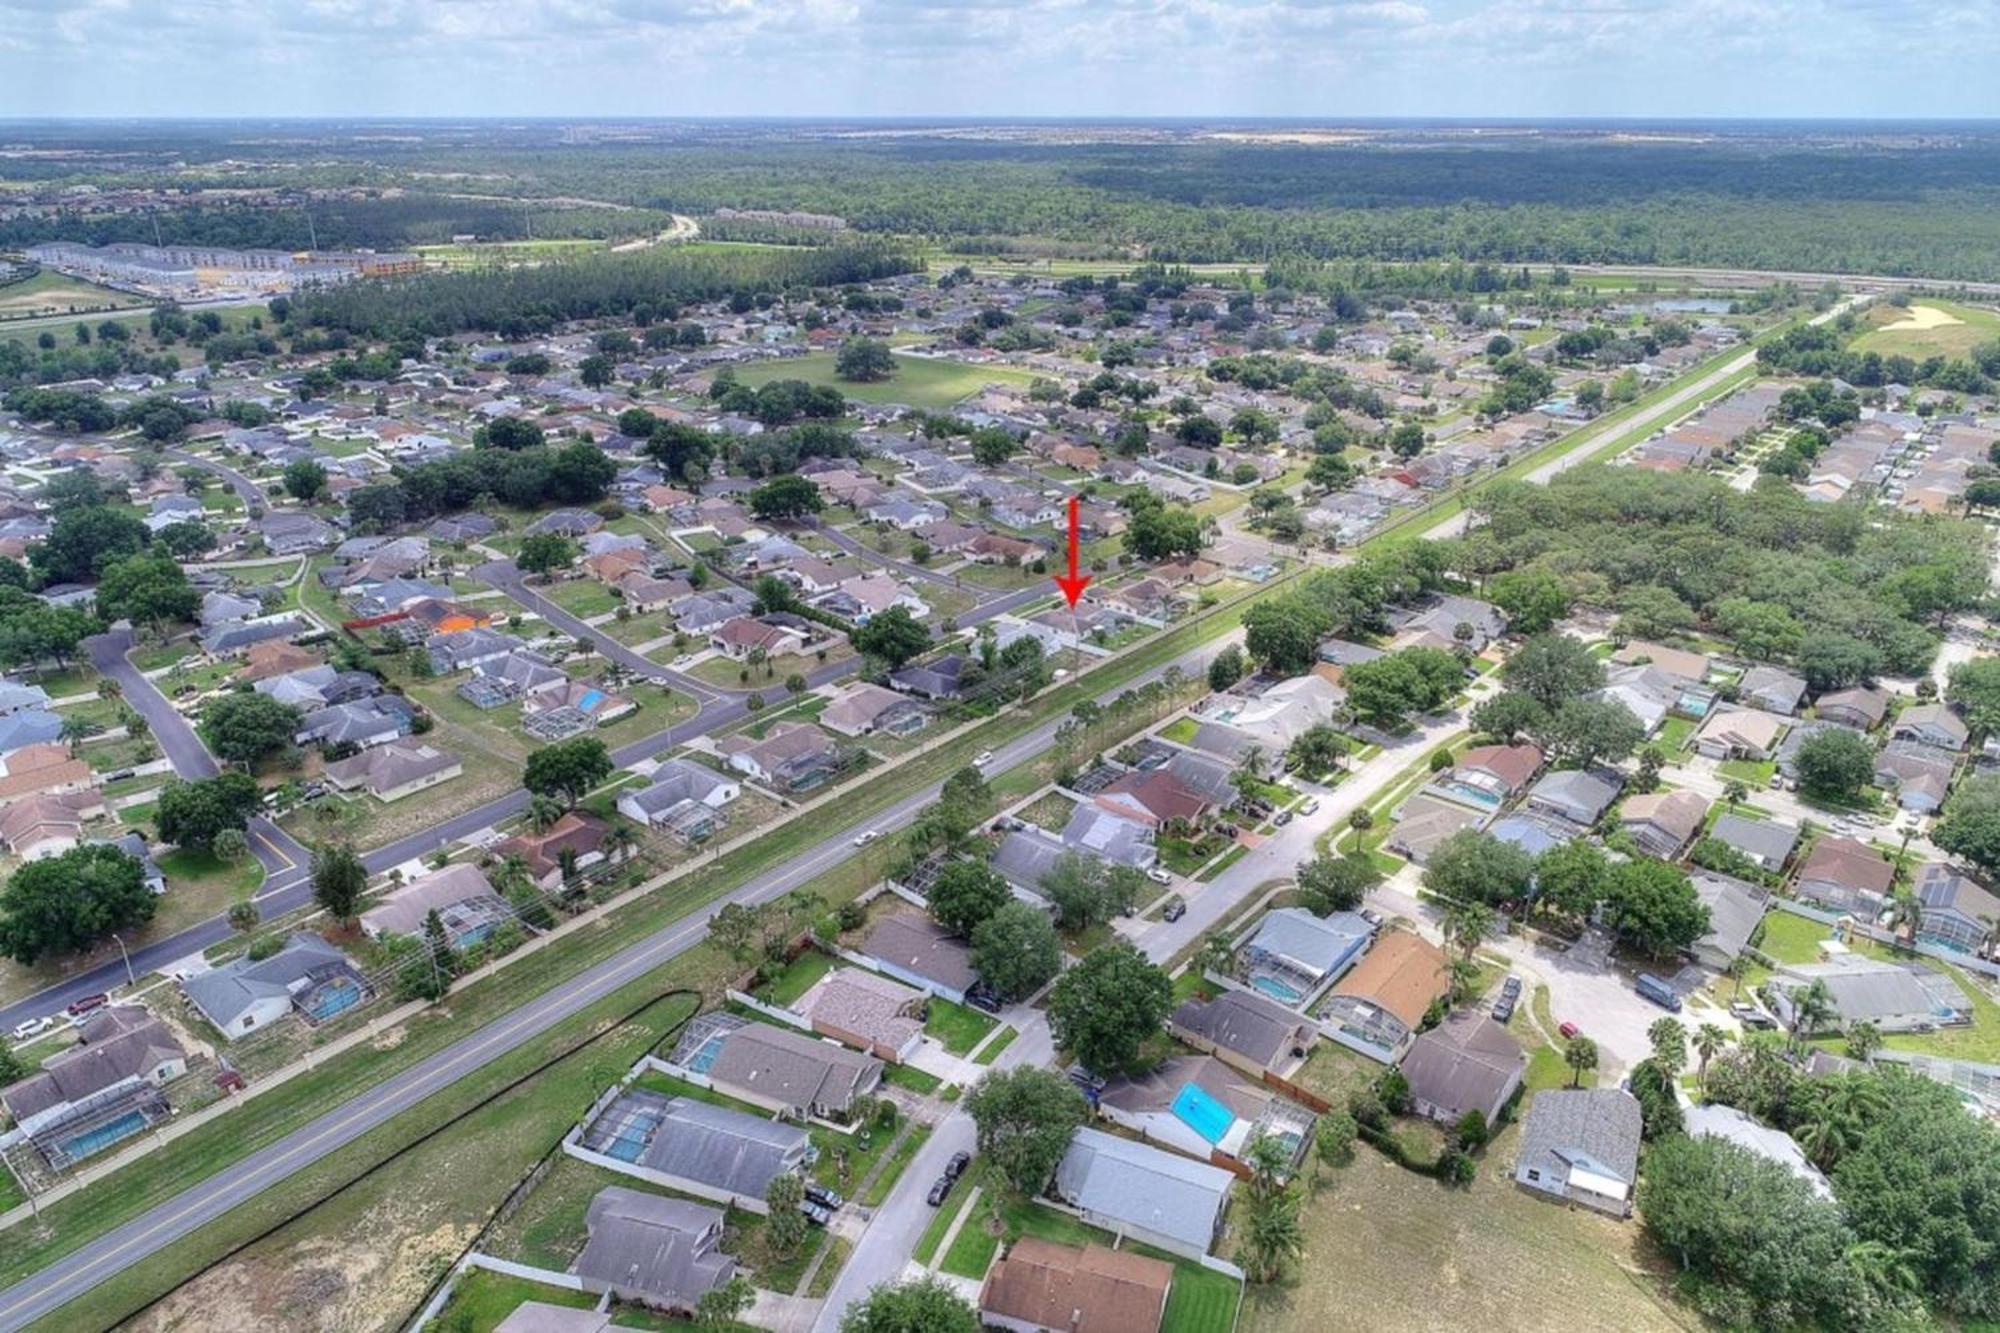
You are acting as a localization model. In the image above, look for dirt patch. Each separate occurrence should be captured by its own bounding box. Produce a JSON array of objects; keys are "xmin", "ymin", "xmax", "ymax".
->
[
  {"xmin": 1877, "ymin": 303, "xmax": 1964, "ymax": 332},
  {"xmin": 370, "ymin": 1024, "xmax": 408, "ymax": 1051},
  {"xmin": 133, "ymin": 1216, "xmax": 476, "ymax": 1333}
]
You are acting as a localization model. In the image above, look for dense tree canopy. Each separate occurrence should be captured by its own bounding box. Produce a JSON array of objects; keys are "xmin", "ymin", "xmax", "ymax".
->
[
  {"xmin": 0, "ymin": 844, "xmax": 154, "ymax": 965},
  {"xmin": 1048, "ymin": 942, "xmax": 1171, "ymax": 1076}
]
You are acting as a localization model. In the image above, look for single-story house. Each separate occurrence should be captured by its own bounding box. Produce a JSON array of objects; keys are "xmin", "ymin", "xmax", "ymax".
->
[
  {"xmin": 1738, "ymin": 665, "xmax": 1808, "ymax": 717},
  {"xmin": 574, "ymin": 1187, "xmax": 736, "ymax": 1314},
  {"xmin": 860, "ymin": 912, "xmax": 978, "ymax": 1004},
  {"xmin": 1400, "ymin": 1009, "xmax": 1525, "ymax": 1128},
  {"xmin": 1684, "ymin": 1103, "xmax": 1833, "ymax": 1200},
  {"xmin": 0, "ymin": 790, "xmax": 106, "ymax": 860},
  {"xmin": 182, "ymin": 933, "xmax": 370, "ymax": 1039},
  {"xmin": 1688, "ymin": 869, "xmax": 1771, "ymax": 970},
  {"xmin": 1792, "ymin": 835, "xmax": 1896, "ymax": 917},
  {"xmin": 794, "ymin": 966, "xmax": 926, "ymax": 1063},
  {"xmin": 1816, "ymin": 686, "xmax": 1888, "ymax": 731},
  {"xmin": 981, "ymin": 1238, "xmax": 1174, "ymax": 1333},
  {"xmin": 717, "ymin": 721, "xmax": 844, "ymax": 793},
  {"xmin": 574, "ymin": 1089, "xmax": 808, "ymax": 1212},
  {"xmin": 616, "ymin": 760, "xmax": 741, "ymax": 842},
  {"xmin": 1617, "ymin": 789, "xmax": 1708, "ymax": 860},
  {"xmin": 1693, "ymin": 708, "xmax": 1786, "ymax": 762},
  {"xmin": 1524, "ymin": 769, "xmax": 1621, "ymax": 829},
  {"xmin": 1319, "ymin": 930, "xmax": 1451, "ymax": 1063},
  {"xmin": 1513, "ymin": 1089, "xmax": 1644, "ymax": 1217},
  {"xmin": 1384, "ymin": 793, "xmax": 1488, "ymax": 864},
  {"xmin": 0, "ymin": 1007, "xmax": 186, "ymax": 1166},
  {"xmin": 324, "ymin": 741, "xmax": 461, "ymax": 802},
  {"xmin": 703, "ymin": 1020, "xmax": 884, "ymax": 1121},
  {"xmin": 1707, "ymin": 813, "xmax": 1799, "ymax": 874},
  {"xmin": 492, "ymin": 812, "xmax": 610, "ymax": 892},
  {"xmin": 359, "ymin": 862, "xmax": 511, "ymax": 950},
  {"xmin": 1913, "ymin": 862, "xmax": 2000, "ymax": 954},
  {"xmin": 1050, "ymin": 1127, "xmax": 1234, "ymax": 1260},
  {"xmin": 1768, "ymin": 955, "xmax": 1971, "ymax": 1034},
  {"xmin": 1168, "ymin": 988, "xmax": 1317, "ymax": 1080},
  {"xmin": 820, "ymin": 681, "xmax": 928, "ymax": 738},
  {"xmin": 1240, "ymin": 908, "xmax": 1372, "ymax": 1001}
]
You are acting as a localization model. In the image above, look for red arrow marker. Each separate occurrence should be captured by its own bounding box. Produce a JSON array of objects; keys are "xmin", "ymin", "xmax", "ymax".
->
[{"xmin": 1053, "ymin": 494, "xmax": 1092, "ymax": 608}]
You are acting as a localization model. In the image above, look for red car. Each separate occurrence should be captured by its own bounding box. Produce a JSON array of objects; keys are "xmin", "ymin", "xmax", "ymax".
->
[
  {"xmin": 65, "ymin": 993, "xmax": 109, "ymax": 1019},
  {"xmin": 1558, "ymin": 1020, "xmax": 1580, "ymax": 1040}
]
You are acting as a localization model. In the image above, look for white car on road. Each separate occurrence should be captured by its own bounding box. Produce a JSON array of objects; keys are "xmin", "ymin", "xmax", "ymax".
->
[{"xmin": 852, "ymin": 830, "xmax": 882, "ymax": 847}]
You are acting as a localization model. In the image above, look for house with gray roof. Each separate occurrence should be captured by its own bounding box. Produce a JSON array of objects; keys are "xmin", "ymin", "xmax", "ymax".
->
[
  {"xmin": 1688, "ymin": 870, "xmax": 1769, "ymax": 970},
  {"xmin": 1401, "ymin": 1009, "xmax": 1525, "ymax": 1128},
  {"xmin": 1060, "ymin": 803, "xmax": 1156, "ymax": 869},
  {"xmin": 202, "ymin": 613, "xmax": 309, "ymax": 657},
  {"xmin": 427, "ymin": 627, "xmax": 525, "ymax": 674},
  {"xmin": 0, "ymin": 1007, "xmax": 186, "ymax": 1166},
  {"xmin": 1241, "ymin": 908, "xmax": 1372, "ymax": 997},
  {"xmin": 1169, "ymin": 988, "xmax": 1316, "ymax": 1079},
  {"xmin": 359, "ymin": 863, "xmax": 510, "ymax": 949},
  {"xmin": 1513, "ymin": 1089, "xmax": 1644, "ymax": 1217},
  {"xmin": 1913, "ymin": 862, "xmax": 2000, "ymax": 954},
  {"xmin": 1524, "ymin": 768, "xmax": 1621, "ymax": 828},
  {"xmin": 617, "ymin": 759, "xmax": 741, "ymax": 841},
  {"xmin": 1684, "ymin": 1104, "xmax": 1833, "ymax": 1200},
  {"xmin": 1707, "ymin": 813, "xmax": 1799, "ymax": 873},
  {"xmin": 702, "ymin": 1020, "xmax": 883, "ymax": 1121},
  {"xmin": 1050, "ymin": 1127, "xmax": 1235, "ymax": 1259},
  {"xmin": 1738, "ymin": 665, "xmax": 1807, "ymax": 716},
  {"xmin": 860, "ymin": 911, "xmax": 978, "ymax": 1004},
  {"xmin": 574, "ymin": 1089, "xmax": 808, "ymax": 1212},
  {"xmin": 574, "ymin": 1187, "xmax": 735, "ymax": 1314},
  {"xmin": 1768, "ymin": 955, "xmax": 1972, "ymax": 1034},
  {"xmin": 325, "ymin": 741, "xmax": 461, "ymax": 803},
  {"xmin": 182, "ymin": 933, "xmax": 368, "ymax": 1040}
]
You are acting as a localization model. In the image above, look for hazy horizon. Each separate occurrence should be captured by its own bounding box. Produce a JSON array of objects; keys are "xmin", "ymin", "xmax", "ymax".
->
[{"xmin": 2, "ymin": 1, "xmax": 1995, "ymax": 122}]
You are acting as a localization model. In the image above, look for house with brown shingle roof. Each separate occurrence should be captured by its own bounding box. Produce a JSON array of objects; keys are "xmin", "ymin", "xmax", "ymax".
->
[
  {"xmin": 1793, "ymin": 835, "xmax": 1896, "ymax": 916},
  {"xmin": 1617, "ymin": 789, "xmax": 1709, "ymax": 859},
  {"xmin": 1319, "ymin": 930, "xmax": 1451, "ymax": 1063},
  {"xmin": 237, "ymin": 640, "xmax": 321, "ymax": 683},
  {"xmin": 981, "ymin": 1238, "xmax": 1173, "ymax": 1333},
  {"xmin": 1094, "ymin": 769, "xmax": 1210, "ymax": 828}
]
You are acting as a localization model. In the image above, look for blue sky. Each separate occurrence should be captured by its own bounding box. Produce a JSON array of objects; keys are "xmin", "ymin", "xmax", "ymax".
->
[{"xmin": 1, "ymin": 0, "xmax": 1995, "ymax": 120}]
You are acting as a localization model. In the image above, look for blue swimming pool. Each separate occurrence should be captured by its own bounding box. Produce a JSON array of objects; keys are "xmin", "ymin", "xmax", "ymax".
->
[
  {"xmin": 603, "ymin": 1111, "xmax": 662, "ymax": 1162},
  {"xmin": 578, "ymin": 688, "xmax": 606, "ymax": 713},
  {"xmin": 303, "ymin": 976, "xmax": 364, "ymax": 1021},
  {"xmin": 685, "ymin": 1035, "xmax": 727, "ymax": 1075},
  {"xmin": 1251, "ymin": 974, "xmax": 1304, "ymax": 1003},
  {"xmin": 1430, "ymin": 780, "xmax": 1501, "ymax": 809},
  {"xmin": 1171, "ymin": 1082, "xmax": 1235, "ymax": 1145},
  {"xmin": 62, "ymin": 1111, "xmax": 148, "ymax": 1162}
]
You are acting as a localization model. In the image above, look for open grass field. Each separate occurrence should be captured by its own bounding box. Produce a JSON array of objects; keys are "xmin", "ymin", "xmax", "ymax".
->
[
  {"xmin": 1852, "ymin": 299, "xmax": 2000, "ymax": 360},
  {"xmin": 411, "ymin": 238, "xmax": 607, "ymax": 270},
  {"xmin": 1242, "ymin": 1127, "xmax": 1689, "ymax": 1333},
  {"xmin": 0, "ymin": 269, "xmax": 145, "ymax": 320},
  {"xmin": 732, "ymin": 349, "xmax": 1040, "ymax": 409}
]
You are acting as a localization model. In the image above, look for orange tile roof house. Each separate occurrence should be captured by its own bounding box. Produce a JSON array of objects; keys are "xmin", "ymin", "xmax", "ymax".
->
[
  {"xmin": 1093, "ymin": 769, "xmax": 1210, "ymax": 828},
  {"xmin": 1319, "ymin": 930, "xmax": 1451, "ymax": 1063},
  {"xmin": 0, "ymin": 744, "xmax": 93, "ymax": 808},
  {"xmin": 981, "ymin": 1238, "xmax": 1174, "ymax": 1333}
]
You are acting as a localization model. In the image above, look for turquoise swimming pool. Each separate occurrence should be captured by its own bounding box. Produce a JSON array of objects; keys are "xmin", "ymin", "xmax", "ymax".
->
[
  {"xmin": 1171, "ymin": 1082, "xmax": 1235, "ymax": 1145},
  {"xmin": 1250, "ymin": 973, "xmax": 1304, "ymax": 1003}
]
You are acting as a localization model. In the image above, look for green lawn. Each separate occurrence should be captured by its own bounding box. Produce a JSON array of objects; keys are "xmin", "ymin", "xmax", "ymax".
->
[
  {"xmin": 925, "ymin": 998, "xmax": 998, "ymax": 1054},
  {"xmin": 541, "ymin": 578, "xmax": 623, "ymax": 619},
  {"xmin": 733, "ymin": 349, "xmax": 1040, "ymax": 409},
  {"xmin": 1756, "ymin": 908, "xmax": 1833, "ymax": 966},
  {"xmin": 1851, "ymin": 299, "xmax": 2000, "ymax": 360},
  {"xmin": 862, "ymin": 1124, "xmax": 931, "ymax": 1207},
  {"xmin": 913, "ymin": 1175, "xmax": 974, "ymax": 1265},
  {"xmin": 754, "ymin": 948, "xmax": 837, "ymax": 1007},
  {"xmin": 1718, "ymin": 757, "xmax": 1778, "ymax": 787},
  {"xmin": 883, "ymin": 1062, "xmax": 943, "ymax": 1095},
  {"xmin": 972, "ymin": 1025, "xmax": 1019, "ymax": 1065},
  {"xmin": 427, "ymin": 1268, "xmax": 596, "ymax": 1333}
]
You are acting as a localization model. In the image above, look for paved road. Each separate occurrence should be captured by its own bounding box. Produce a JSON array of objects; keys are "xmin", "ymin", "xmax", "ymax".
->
[
  {"xmin": 162, "ymin": 449, "xmax": 268, "ymax": 515},
  {"xmin": 0, "ymin": 629, "xmax": 1234, "ymax": 1333}
]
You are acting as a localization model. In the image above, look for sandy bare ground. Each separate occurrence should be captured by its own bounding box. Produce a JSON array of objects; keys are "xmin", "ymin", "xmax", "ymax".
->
[{"xmin": 1880, "ymin": 303, "xmax": 1964, "ymax": 332}]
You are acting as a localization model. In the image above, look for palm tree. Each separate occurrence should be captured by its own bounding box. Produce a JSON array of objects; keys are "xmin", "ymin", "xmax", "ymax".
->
[
  {"xmin": 1845, "ymin": 1019, "xmax": 1883, "ymax": 1063},
  {"xmin": 1564, "ymin": 1035, "xmax": 1599, "ymax": 1087},
  {"xmin": 1843, "ymin": 1240, "xmax": 1920, "ymax": 1300},
  {"xmin": 1692, "ymin": 1023, "xmax": 1729, "ymax": 1091},
  {"xmin": 1441, "ymin": 898, "xmax": 1496, "ymax": 962},
  {"xmin": 1789, "ymin": 978, "xmax": 1836, "ymax": 1050},
  {"xmin": 1883, "ymin": 889, "xmax": 1923, "ymax": 952},
  {"xmin": 1646, "ymin": 1016, "xmax": 1688, "ymax": 1079}
]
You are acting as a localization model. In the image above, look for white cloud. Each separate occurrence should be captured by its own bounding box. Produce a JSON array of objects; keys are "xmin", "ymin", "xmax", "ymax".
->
[{"xmin": 0, "ymin": 0, "xmax": 1995, "ymax": 116}]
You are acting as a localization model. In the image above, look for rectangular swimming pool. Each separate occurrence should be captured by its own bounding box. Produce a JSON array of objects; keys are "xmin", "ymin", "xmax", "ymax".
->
[
  {"xmin": 61, "ymin": 1110, "xmax": 149, "ymax": 1162},
  {"xmin": 1171, "ymin": 1082, "xmax": 1236, "ymax": 1145}
]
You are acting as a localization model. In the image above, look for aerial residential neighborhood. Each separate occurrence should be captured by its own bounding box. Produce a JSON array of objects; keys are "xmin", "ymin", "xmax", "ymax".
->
[{"xmin": 0, "ymin": 26, "xmax": 1997, "ymax": 1333}]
